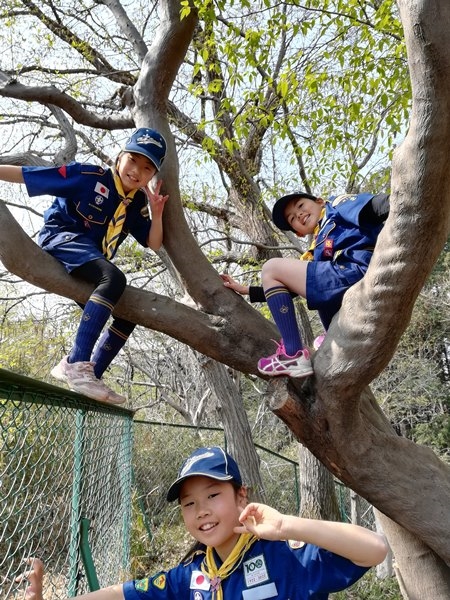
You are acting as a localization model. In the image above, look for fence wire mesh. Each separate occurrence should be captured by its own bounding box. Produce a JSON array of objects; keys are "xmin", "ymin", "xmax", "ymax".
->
[{"xmin": 0, "ymin": 368, "xmax": 134, "ymax": 599}]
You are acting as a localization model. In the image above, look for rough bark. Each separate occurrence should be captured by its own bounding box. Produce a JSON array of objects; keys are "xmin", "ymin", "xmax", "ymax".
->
[
  {"xmin": 375, "ymin": 509, "xmax": 450, "ymax": 599},
  {"xmin": 298, "ymin": 444, "xmax": 341, "ymax": 521}
]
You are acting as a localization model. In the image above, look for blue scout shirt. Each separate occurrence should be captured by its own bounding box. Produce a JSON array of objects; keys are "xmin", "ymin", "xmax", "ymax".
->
[
  {"xmin": 22, "ymin": 162, "xmax": 151, "ymax": 264},
  {"xmin": 248, "ymin": 192, "xmax": 388, "ymax": 328},
  {"xmin": 312, "ymin": 193, "xmax": 385, "ymax": 267},
  {"xmin": 122, "ymin": 538, "xmax": 369, "ymax": 599}
]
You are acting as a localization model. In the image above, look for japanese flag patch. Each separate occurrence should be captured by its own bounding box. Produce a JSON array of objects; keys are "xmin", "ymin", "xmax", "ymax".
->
[
  {"xmin": 190, "ymin": 570, "xmax": 210, "ymax": 591},
  {"xmin": 94, "ymin": 181, "xmax": 109, "ymax": 198}
]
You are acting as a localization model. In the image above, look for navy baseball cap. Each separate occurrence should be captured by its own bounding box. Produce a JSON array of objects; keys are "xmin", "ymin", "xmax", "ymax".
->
[
  {"xmin": 123, "ymin": 128, "xmax": 167, "ymax": 171},
  {"xmin": 272, "ymin": 191, "xmax": 318, "ymax": 231},
  {"xmin": 166, "ymin": 446, "xmax": 242, "ymax": 502}
]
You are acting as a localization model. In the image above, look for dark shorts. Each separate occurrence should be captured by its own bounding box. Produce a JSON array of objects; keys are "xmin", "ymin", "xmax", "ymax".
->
[
  {"xmin": 306, "ymin": 260, "xmax": 367, "ymax": 328},
  {"xmin": 39, "ymin": 232, "xmax": 105, "ymax": 273}
]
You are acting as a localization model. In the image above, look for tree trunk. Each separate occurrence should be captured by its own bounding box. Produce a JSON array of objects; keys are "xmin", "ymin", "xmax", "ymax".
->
[
  {"xmin": 298, "ymin": 444, "xmax": 341, "ymax": 521},
  {"xmin": 350, "ymin": 491, "xmax": 361, "ymax": 526},
  {"xmin": 199, "ymin": 357, "xmax": 266, "ymax": 503},
  {"xmin": 374, "ymin": 513, "xmax": 394, "ymax": 581},
  {"xmin": 375, "ymin": 510, "xmax": 450, "ymax": 599}
]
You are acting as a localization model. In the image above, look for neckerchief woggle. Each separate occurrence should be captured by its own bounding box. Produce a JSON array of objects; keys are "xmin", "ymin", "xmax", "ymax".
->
[{"xmin": 200, "ymin": 533, "xmax": 257, "ymax": 599}]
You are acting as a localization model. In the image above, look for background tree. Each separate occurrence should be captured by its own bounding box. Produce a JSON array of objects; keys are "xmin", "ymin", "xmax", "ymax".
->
[{"xmin": 0, "ymin": 0, "xmax": 449, "ymax": 596}]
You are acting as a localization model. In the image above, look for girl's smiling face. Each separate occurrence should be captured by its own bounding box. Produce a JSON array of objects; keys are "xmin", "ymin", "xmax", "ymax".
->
[
  {"xmin": 180, "ymin": 476, "xmax": 247, "ymax": 562},
  {"xmin": 116, "ymin": 151, "xmax": 157, "ymax": 194},
  {"xmin": 284, "ymin": 196, "xmax": 325, "ymax": 236}
]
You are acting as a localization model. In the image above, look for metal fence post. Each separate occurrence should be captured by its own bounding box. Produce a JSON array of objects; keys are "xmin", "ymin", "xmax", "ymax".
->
[
  {"xmin": 120, "ymin": 416, "xmax": 133, "ymax": 572},
  {"xmin": 68, "ymin": 409, "xmax": 85, "ymax": 597}
]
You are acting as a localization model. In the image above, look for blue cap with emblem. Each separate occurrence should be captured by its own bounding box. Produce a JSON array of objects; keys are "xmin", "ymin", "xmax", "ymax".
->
[
  {"xmin": 123, "ymin": 127, "xmax": 167, "ymax": 171},
  {"xmin": 166, "ymin": 446, "xmax": 242, "ymax": 502}
]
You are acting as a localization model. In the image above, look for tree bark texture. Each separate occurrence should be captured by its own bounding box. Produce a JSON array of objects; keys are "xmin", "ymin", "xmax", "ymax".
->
[{"xmin": 298, "ymin": 444, "xmax": 341, "ymax": 521}]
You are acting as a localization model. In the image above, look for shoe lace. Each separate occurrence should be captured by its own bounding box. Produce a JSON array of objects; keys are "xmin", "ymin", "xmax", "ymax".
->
[
  {"xmin": 73, "ymin": 361, "xmax": 97, "ymax": 380},
  {"xmin": 272, "ymin": 339, "xmax": 286, "ymax": 356}
]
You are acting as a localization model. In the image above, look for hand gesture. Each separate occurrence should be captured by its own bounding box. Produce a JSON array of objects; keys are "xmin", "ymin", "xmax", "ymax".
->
[
  {"xmin": 234, "ymin": 503, "xmax": 285, "ymax": 541},
  {"xmin": 146, "ymin": 179, "xmax": 169, "ymax": 219},
  {"xmin": 220, "ymin": 274, "xmax": 249, "ymax": 296},
  {"xmin": 15, "ymin": 557, "xmax": 44, "ymax": 600}
]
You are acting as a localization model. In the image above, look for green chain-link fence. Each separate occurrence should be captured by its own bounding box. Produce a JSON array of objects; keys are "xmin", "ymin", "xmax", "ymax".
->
[{"xmin": 0, "ymin": 368, "xmax": 134, "ymax": 599}]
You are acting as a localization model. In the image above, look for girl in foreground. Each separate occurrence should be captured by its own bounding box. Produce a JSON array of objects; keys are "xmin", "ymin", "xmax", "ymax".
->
[{"xmin": 20, "ymin": 446, "xmax": 388, "ymax": 599}]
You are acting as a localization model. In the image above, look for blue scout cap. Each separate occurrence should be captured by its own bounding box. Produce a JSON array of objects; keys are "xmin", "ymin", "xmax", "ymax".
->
[
  {"xmin": 272, "ymin": 191, "xmax": 318, "ymax": 231},
  {"xmin": 123, "ymin": 128, "xmax": 167, "ymax": 171},
  {"xmin": 167, "ymin": 446, "xmax": 242, "ymax": 502}
]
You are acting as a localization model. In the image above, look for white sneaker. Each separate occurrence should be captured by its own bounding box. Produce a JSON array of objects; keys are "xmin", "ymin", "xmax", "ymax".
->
[
  {"xmin": 95, "ymin": 380, "xmax": 126, "ymax": 405},
  {"xmin": 50, "ymin": 355, "xmax": 71, "ymax": 382},
  {"xmin": 51, "ymin": 357, "xmax": 109, "ymax": 402}
]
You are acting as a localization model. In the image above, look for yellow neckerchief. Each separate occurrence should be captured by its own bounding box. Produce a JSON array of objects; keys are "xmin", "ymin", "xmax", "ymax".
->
[
  {"xmin": 200, "ymin": 533, "xmax": 257, "ymax": 599},
  {"xmin": 102, "ymin": 172, "xmax": 138, "ymax": 260},
  {"xmin": 300, "ymin": 206, "xmax": 326, "ymax": 261}
]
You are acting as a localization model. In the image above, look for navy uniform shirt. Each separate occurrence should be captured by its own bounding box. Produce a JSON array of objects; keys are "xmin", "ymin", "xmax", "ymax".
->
[
  {"xmin": 22, "ymin": 162, "xmax": 152, "ymax": 271},
  {"xmin": 122, "ymin": 539, "xmax": 369, "ymax": 599},
  {"xmin": 311, "ymin": 193, "xmax": 386, "ymax": 267},
  {"xmin": 247, "ymin": 192, "xmax": 389, "ymax": 328}
]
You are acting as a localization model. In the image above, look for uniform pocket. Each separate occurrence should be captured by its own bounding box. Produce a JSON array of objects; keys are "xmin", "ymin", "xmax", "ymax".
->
[{"xmin": 75, "ymin": 201, "xmax": 109, "ymax": 225}]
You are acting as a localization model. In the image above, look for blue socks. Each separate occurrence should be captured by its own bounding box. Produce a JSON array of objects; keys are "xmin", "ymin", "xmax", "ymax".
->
[
  {"xmin": 69, "ymin": 295, "xmax": 114, "ymax": 364},
  {"xmin": 264, "ymin": 286, "xmax": 303, "ymax": 356},
  {"xmin": 92, "ymin": 319, "xmax": 136, "ymax": 378},
  {"xmin": 68, "ymin": 295, "xmax": 136, "ymax": 376}
]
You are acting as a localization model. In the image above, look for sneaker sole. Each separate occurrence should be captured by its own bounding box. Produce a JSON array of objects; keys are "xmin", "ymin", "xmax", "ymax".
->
[
  {"xmin": 66, "ymin": 383, "xmax": 110, "ymax": 402},
  {"xmin": 106, "ymin": 395, "xmax": 126, "ymax": 405},
  {"xmin": 258, "ymin": 366, "xmax": 314, "ymax": 378}
]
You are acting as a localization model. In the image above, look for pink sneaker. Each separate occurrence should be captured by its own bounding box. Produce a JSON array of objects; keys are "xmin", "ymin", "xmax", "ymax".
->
[
  {"xmin": 51, "ymin": 357, "xmax": 110, "ymax": 402},
  {"xmin": 257, "ymin": 342, "xmax": 313, "ymax": 378},
  {"xmin": 313, "ymin": 333, "xmax": 326, "ymax": 350}
]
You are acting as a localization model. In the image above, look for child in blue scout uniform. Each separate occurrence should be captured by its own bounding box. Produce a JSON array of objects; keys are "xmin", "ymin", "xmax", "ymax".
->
[
  {"xmin": 20, "ymin": 446, "xmax": 388, "ymax": 600},
  {"xmin": 0, "ymin": 128, "xmax": 168, "ymax": 403},
  {"xmin": 222, "ymin": 191, "xmax": 389, "ymax": 378}
]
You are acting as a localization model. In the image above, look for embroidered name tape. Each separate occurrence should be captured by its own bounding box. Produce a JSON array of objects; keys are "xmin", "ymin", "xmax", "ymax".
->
[{"xmin": 242, "ymin": 582, "xmax": 278, "ymax": 600}]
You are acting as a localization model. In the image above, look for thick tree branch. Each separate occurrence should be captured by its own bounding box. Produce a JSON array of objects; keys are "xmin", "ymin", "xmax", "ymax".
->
[{"xmin": 0, "ymin": 75, "xmax": 133, "ymax": 130}]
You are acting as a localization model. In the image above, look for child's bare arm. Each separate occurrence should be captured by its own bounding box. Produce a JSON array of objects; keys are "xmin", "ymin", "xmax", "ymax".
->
[
  {"xmin": 236, "ymin": 502, "xmax": 388, "ymax": 567},
  {"xmin": 0, "ymin": 165, "xmax": 25, "ymax": 183},
  {"xmin": 17, "ymin": 558, "xmax": 125, "ymax": 600},
  {"xmin": 146, "ymin": 178, "xmax": 168, "ymax": 250},
  {"xmin": 221, "ymin": 274, "xmax": 249, "ymax": 295}
]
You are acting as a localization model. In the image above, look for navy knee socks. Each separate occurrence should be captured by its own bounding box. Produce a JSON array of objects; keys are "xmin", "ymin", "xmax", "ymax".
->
[{"xmin": 264, "ymin": 286, "xmax": 303, "ymax": 356}]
